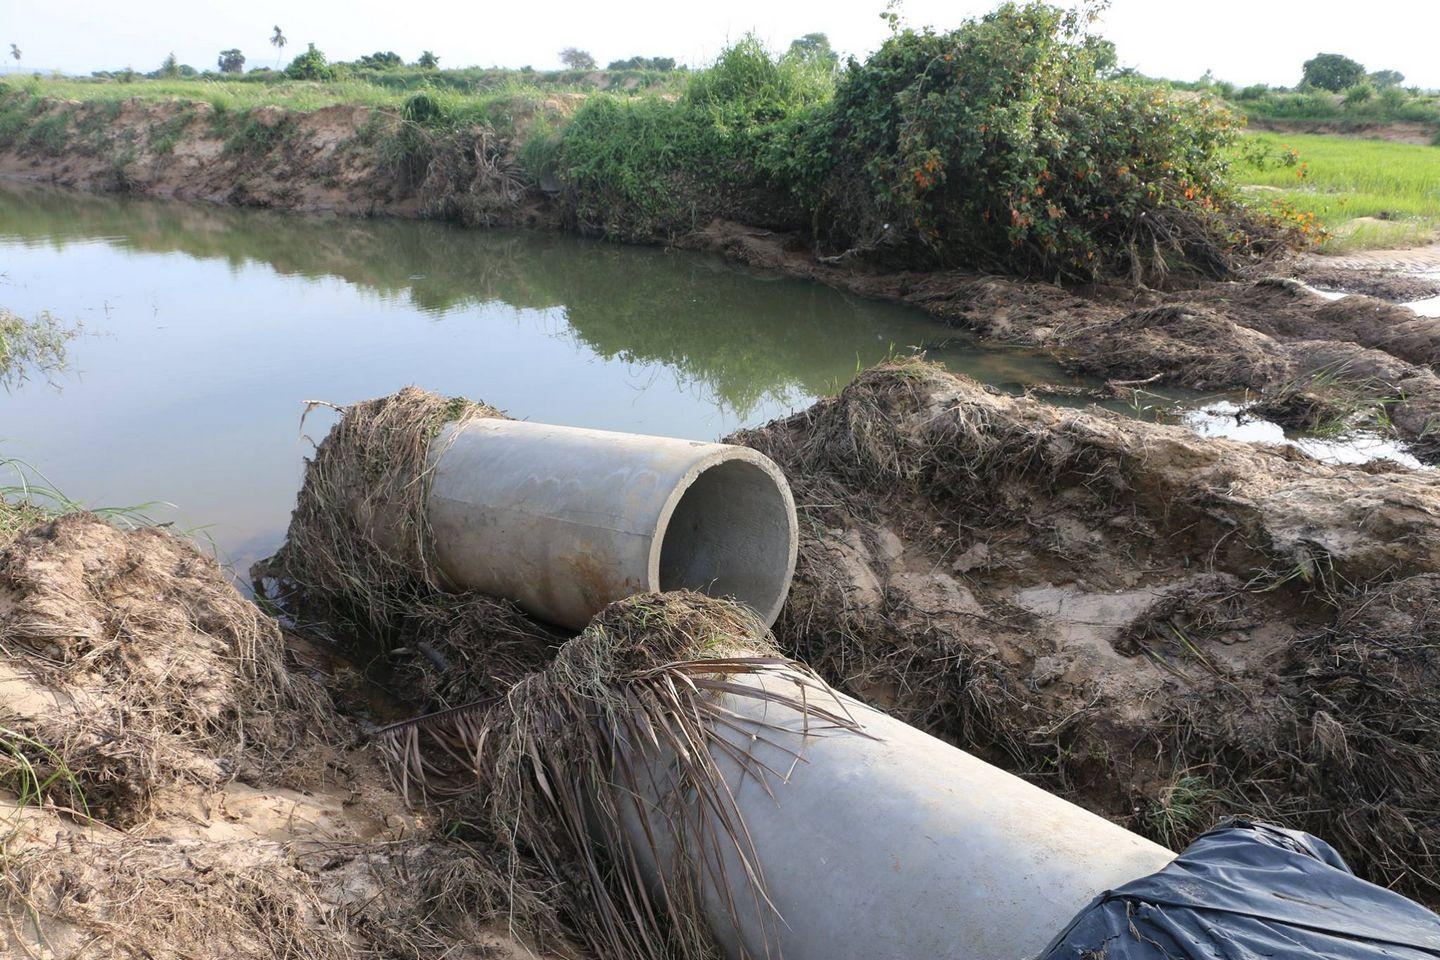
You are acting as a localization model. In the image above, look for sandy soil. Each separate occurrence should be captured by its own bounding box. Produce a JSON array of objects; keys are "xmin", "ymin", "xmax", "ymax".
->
[
  {"xmin": 729, "ymin": 360, "xmax": 1440, "ymax": 903},
  {"xmin": 0, "ymin": 513, "xmax": 566, "ymax": 960}
]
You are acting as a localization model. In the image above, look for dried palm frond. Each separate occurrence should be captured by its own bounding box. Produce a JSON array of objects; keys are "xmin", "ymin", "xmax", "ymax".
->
[{"xmin": 376, "ymin": 593, "xmax": 868, "ymax": 960}]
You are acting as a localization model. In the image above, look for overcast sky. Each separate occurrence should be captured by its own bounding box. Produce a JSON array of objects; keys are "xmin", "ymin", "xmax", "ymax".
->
[{"xmin": 4, "ymin": 0, "xmax": 1437, "ymax": 88}]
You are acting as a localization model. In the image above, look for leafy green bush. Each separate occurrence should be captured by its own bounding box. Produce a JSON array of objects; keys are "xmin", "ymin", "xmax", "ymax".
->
[
  {"xmin": 782, "ymin": 2, "xmax": 1272, "ymax": 281},
  {"xmin": 285, "ymin": 44, "xmax": 335, "ymax": 81},
  {"xmin": 1343, "ymin": 81, "xmax": 1375, "ymax": 105},
  {"xmin": 553, "ymin": 35, "xmax": 831, "ymax": 239}
]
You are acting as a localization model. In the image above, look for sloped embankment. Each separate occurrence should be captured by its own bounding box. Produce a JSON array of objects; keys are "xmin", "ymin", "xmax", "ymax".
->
[
  {"xmin": 730, "ymin": 359, "xmax": 1440, "ymax": 904},
  {"xmin": 695, "ymin": 223, "xmax": 1440, "ymax": 460},
  {"xmin": 0, "ymin": 93, "xmax": 563, "ymax": 228},
  {"xmin": 0, "ymin": 509, "xmax": 571, "ymax": 960}
]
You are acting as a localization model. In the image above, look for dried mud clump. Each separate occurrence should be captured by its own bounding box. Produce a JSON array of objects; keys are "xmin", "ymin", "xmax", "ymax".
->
[
  {"xmin": 0, "ymin": 512, "xmax": 334, "ymax": 823},
  {"xmin": 731, "ymin": 359, "xmax": 1440, "ymax": 903},
  {"xmin": 0, "ymin": 503, "xmax": 574, "ymax": 960}
]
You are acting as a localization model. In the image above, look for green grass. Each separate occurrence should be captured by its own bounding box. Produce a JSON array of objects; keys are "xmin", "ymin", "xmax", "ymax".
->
[
  {"xmin": 0, "ymin": 308, "xmax": 79, "ymax": 391},
  {"xmin": 1234, "ymin": 131, "xmax": 1440, "ymax": 251},
  {"xmin": 1, "ymin": 456, "xmax": 170, "ymax": 545},
  {"xmin": 0, "ymin": 69, "xmax": 650, "ymax": 118}
]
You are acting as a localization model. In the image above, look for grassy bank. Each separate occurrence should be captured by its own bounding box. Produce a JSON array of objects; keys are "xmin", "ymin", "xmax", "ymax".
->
[
  {"xmin": 1234, "ymin": 132, "xmax": 1440, "ymax": 251},
  {"xmin": 0, "ymin": 3, "xmax": 1294, "ymax": 285}
]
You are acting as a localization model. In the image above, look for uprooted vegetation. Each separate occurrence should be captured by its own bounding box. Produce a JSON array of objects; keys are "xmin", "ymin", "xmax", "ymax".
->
[
  {"xmin": 728, "ymin": 359, "xmax": 1440, "ymax": 904},
  {"xmin": 0, "ymin": 499, "xmax": 580, "ymax": 959}
]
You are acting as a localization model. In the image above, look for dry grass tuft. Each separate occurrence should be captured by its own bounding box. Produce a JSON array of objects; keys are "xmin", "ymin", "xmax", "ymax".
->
[
  {"xmin": 0, "ymin": 513, "xmax": 336, "ymax": 824},
  {"xmin": 376, "ymin": 592, "xmax": 862, "ymax": 960}
]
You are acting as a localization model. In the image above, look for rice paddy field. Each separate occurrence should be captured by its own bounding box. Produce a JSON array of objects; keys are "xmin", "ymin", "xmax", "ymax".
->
[{"xmin": 1235, "ymin": 130, "xmax": 1440, "ymax": 251}]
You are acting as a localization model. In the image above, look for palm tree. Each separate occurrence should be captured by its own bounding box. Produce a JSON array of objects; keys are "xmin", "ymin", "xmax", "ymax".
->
[
  {"xmin": 9, "ymin": 44, "xmax": 20, "ymax": 65},
  {"xmin": 270, "ymin": 26, "xmax": 287, "ymax": 68}
]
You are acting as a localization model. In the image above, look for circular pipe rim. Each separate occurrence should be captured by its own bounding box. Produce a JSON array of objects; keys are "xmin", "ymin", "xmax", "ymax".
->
[{"xmin": 646, "ymin": 446, "xmax": 798, "ymax": 628}]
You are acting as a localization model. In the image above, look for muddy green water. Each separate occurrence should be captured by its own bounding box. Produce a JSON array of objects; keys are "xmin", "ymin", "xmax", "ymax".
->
[{"xmin": 0, "ymin": 182, "xmax": 1073, "ymax": 570}]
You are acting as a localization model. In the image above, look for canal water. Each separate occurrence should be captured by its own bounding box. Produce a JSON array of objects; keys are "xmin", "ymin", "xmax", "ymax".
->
[{"xmin": 0, "ymin": 182, "xmax": 1072, "ymax": 570}]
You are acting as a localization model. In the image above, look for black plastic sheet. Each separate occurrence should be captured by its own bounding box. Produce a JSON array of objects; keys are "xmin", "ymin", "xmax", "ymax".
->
[{"xmin": 1040, "ymin": 820, "xmax": 1440, "ymax": 959}]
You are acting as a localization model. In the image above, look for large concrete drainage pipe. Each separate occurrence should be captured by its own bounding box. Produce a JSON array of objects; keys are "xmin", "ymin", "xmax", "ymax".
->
[
  {"xmin": 423, "ymin": 419, "xmax": 798, "ymax": 630},
  {"xmin": 626, "ymin": 677, "xmax": 1177, "ymax": 960}
]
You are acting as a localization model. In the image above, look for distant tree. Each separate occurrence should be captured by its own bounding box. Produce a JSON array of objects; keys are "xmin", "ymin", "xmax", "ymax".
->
[
  {"xmin": 285, "ymin": 43, "xmax": 334, "ymax": 80},
  {"xmin": 1369, "ymin": 69, "xmax": 1405, "ymax": 88},
  {"xmin": 177, "ymin": 63, "xmax": 198, "ymax": 77},
  {"xmin": 270, "ymin": 25, "xmax": 288, "ymax": 68},
  {"xmin": 8, "ymin": 44, "xmax": 19, "ymax": 64},
  {"xmin": 606, "ymin": 55, "xmax": 676, "ymax": 70},
  {"xmin": 160, "ymin": 52, "xmax": 180, "ymax": 78},
  {"xmin": 559, "ymin": 47, "xmax": 596, "ymax": 70},
  {"xmin": 416, "ymin": 50, "xmax": 440, "ymax": 70},
  {"xmin": 218, "ymin": 48, "xmax": 245, "ymax": 73},
  {"xmin": 1301, "ymin": 53, "xmax": 1365, "ymax": 92},
  {"xmin": 356, "ymin": 50, "xmax": 402, "ymax": 70},
  {"xmin": 786, "ymin": 32, "xmax": 837, "ymax": 66}
]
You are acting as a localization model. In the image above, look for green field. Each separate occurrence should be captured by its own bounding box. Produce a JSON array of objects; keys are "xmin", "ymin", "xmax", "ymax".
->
[
  {"xmin": 1234, "ymin": 131, "xmax": 1440, "ymax": 251},
  {"xmin": 0, "ymin": 71, "xmax": 596, "ymax": 119}
]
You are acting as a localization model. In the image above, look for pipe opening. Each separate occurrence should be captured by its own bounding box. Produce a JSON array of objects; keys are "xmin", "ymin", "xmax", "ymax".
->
[{"xmin": 658, "ymin": 458, "xmax": 795, "ymax": 625}]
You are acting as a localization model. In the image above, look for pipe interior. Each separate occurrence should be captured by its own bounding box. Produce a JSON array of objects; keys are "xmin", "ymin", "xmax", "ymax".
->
[{"xmin": 658, "ymin": 459, "xmax": 793, "ymax": 623}]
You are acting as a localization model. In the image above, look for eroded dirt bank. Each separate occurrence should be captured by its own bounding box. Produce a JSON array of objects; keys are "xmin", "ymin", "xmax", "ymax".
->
[
  {"xmin": 4, "ymin": 95, "xmax": 1440, "ymax": 460},
  {"xmin": 730, "ymin": 360, "xmax": 1440, "ymax": 904},
  {"xmin": 0, "ymin": 512, "xmax": 572, "ymax": 959}
]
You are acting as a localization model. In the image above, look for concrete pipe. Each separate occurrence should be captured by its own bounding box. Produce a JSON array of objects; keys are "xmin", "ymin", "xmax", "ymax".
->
[
  {"xmin": 625, "ymin": 677, "xmax": 1176, "ymax": 960},
  {"xmin": 423, "ymin": 419, "xmax": 798, "ymax": 630}
]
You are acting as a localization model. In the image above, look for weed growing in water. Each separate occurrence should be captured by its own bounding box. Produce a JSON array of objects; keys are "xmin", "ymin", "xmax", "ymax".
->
[{"xmin": 0, "ymin": 308, "xmax": 80, "ymax": 391}]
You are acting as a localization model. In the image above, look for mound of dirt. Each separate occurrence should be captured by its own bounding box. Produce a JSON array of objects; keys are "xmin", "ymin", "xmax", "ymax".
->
[
  {"xmin": 0, "ymin": 508, "xmax": 572, "ymax": 959},
  {"xmin": 0, "ymin": 512, "xmax": 334, "ymax": 823},
  {"xmin": 1292, "ymin": 264, "xmax": 1440, "ymax": 303},
  {"xmin": 1058, "ymin": 303, "xmax": 1290, "ymax": 389},
  {"xmin": 728, "ymin": 360, "xmax": 1440, "ymax": 903}
]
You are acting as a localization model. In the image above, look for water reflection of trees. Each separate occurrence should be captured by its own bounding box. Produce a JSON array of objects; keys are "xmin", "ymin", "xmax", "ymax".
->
[{"xmin": 0, "ymin": 183, "xmax": 938, "ymax": 416}]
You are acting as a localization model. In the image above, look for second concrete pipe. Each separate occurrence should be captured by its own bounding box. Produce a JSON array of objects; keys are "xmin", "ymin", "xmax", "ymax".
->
[{"xmin": 419, "ymin": 418, "xmax": 798, "ymax": 629}]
